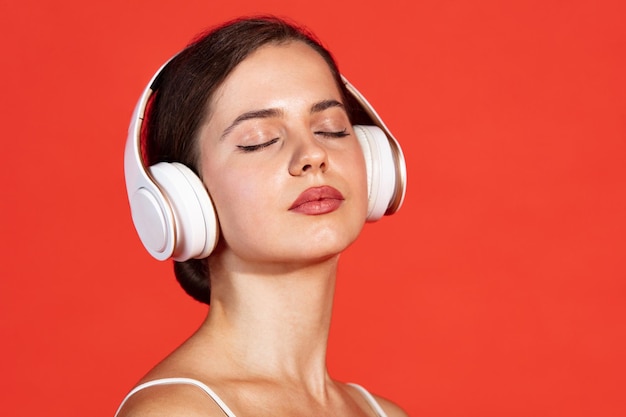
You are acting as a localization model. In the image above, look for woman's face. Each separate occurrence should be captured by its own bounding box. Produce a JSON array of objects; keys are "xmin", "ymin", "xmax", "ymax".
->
[{"xmin": 198, "ymin": 41, "xmax": 368, "ymax": 266}]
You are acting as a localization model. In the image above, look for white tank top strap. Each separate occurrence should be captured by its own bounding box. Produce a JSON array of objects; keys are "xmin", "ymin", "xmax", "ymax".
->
[
  {"xmin": 347, "ymin": 383, "xmax": 389, "ymax": 417},
  {"xmin": 113, "ymin": 377, "xmax": 237, "ymax": 417},
  {"xmin": 114, "ymin": 378, "xmax": 387, "ymax": 417}
]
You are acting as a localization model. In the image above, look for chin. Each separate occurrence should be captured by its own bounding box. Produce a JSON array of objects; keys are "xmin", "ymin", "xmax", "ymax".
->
[
  {"xmin": 292, "ymin": 227, "xmax": 362, "ymax": 260},
  {"xmin": 224, "ymin": 214, "xmax": 366, "ymax": 265}
]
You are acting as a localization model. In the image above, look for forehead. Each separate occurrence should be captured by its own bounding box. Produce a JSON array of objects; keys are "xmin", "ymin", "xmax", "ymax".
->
[{"xmin": 208, "ymin": 41, "xmax": 342, "ymax": 116}]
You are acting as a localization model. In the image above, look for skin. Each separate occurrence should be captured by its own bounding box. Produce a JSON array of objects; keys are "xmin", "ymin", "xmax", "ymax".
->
[{"xmin": 119, "ymin": 41, "xmax": 408, "ymax": 417}]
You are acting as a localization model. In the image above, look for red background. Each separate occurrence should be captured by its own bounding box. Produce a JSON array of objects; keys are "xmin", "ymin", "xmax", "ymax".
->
[{"xmin": 1, "ymin": 1, "xmax": 625, "ymax": 416}]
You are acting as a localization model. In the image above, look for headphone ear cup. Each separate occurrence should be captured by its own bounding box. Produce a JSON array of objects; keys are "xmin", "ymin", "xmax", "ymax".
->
[
  {"xmin": 148, "ymin": 162, "xmax": 219, "ymax": 261},
  {"xmin": 353, "ymin": 125, "xmax": 397, "ymax": 222},
  {"xmin": 128, "ymin": 178, "xmax": 176, "ymax": 261}
]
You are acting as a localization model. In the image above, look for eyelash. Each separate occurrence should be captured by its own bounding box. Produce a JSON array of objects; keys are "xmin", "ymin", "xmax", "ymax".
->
[
  {"xmin": 237, "ymin": 138, "xmax": 279, "ymax": 153},
  {"xmin": 237, "ymin": 129, "xmax": 349, "ymax": 153},
  {"xmin": 315, "ymin": 128, "xmax": 349, "ymax": 138}
]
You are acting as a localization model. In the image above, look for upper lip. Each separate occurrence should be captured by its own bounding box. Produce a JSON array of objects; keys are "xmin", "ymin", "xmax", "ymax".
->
[{"xmin": 289, "ymin": 186, "xmax": 344, "ymax": 210}]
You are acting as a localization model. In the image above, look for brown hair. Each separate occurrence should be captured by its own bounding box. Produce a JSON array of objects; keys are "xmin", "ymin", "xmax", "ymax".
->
[{"xmin": 144, "ymin": 16, "xmax": 357, "ymax": 304}]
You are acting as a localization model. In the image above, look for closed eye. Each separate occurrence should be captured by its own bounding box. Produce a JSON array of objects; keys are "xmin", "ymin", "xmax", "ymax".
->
[
  {"xmin": 237, "ymin": 138, "xmax": 279, "ymax": 153},
  {"xmin": 314, "ymin": 128, "xmax": 350, "ymax": 138}
]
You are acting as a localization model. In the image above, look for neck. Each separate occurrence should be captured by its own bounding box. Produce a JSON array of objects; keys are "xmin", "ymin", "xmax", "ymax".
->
[{"xmin": 201, "ymin": 253, "xmax": 340, "ymax": 388}]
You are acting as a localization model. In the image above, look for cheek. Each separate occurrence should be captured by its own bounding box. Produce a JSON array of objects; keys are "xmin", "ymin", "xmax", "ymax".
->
[
  {"xmin": 344, "ymin": 145, "xmax": 370, "ymax": 210},
  {"xmin": 207, "ymin": 173, "xmax": 251, "ymax": 220},
  {"xmin": 204, "ymin": 165, "xmax": 279, "ymax": 239}
]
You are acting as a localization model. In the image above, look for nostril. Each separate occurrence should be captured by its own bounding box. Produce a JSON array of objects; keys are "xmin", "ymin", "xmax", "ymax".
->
[{"xmin": 302, "ymin": 164, "xmax": 312, "ymax": 171}]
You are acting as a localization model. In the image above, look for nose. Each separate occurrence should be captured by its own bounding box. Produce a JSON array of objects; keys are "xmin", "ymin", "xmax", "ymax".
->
[{"xmin": 288, "ymin": 134, "xmax": 329, "ymax": 176}]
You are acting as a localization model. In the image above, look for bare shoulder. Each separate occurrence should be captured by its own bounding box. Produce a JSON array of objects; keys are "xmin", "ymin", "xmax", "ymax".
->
[
  {"xmin": 373, "ymin": 394, "xmax": 410, "ymax": 417},
  {"xmin": 115, "ymin": 382, "xmax": 226, "ymax": 417}
]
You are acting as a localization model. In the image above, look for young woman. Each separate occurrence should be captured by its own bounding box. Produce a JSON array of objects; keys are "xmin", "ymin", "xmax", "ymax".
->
[{"xmin": 117, "ymin": 16, "xmax": 407, "ymax": 417}]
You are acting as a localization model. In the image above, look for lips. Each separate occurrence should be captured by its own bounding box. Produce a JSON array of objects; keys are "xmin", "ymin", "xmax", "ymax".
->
[{"xmin": 289, "ymin": 186, "xmax": 345, "ymax": 215}]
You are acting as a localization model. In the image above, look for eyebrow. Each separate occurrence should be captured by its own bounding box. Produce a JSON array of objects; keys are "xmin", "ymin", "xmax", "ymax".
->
[
  {"xmin": 220, "ymin": 99, "xmax": 346, "ymax": 140},
  {"xmin": 221, "ymin": 108, "xmax": 283, "ymax": 140},
  {"xmin": 310, "ymin": 99, "xmax": 345, "ymax": 114}
]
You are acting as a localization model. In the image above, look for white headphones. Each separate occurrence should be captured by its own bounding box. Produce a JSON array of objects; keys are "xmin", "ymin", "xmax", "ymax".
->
[{"xmin": 124, "ymin": 59, "xmax": 407, "ymax": 262}]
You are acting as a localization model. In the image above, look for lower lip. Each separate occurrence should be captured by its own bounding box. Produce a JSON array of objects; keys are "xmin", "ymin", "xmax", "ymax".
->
[{"xmin": 289, "ymin": 198, "xmax": 343, "ymax": 215}]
